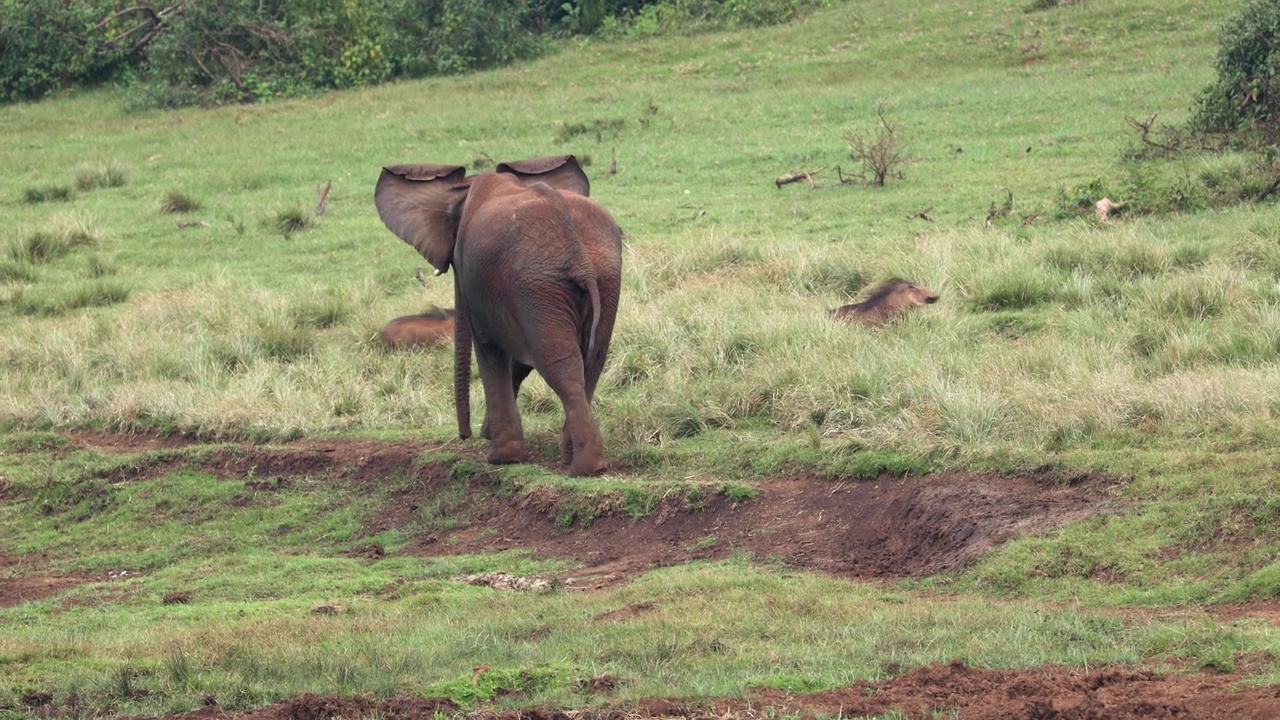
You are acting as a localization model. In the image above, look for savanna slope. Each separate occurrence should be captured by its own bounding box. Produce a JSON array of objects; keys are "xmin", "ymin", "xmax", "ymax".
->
[{"xmin": 6, "ymin": 0, "xmax": 1280, "ymax": 718}]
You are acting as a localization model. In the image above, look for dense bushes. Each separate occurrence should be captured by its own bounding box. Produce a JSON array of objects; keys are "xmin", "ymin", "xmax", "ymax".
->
[
  {"xmin": 1, "ymin": 0, "xmax": 829, "ymax": 108},
  {"xmin": 1192, "ymin": 0, "xmax": 1280, "ymax": 138},
  {"xmin": 0, "ymin": 1, "xmax": 133, "ymax": 103}
]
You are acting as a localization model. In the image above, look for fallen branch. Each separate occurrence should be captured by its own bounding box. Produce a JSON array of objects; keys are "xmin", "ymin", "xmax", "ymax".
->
[
  {"xmin": 835, "ymin": 165, "xmax": 859, "ymax": 184},
  {"xmin": 775, "ymin": 166, "xmax": 825, "ymax": 189},
  {"xmin": 907, "ymin": 206, "xmax": 935, "ymax": 222},
  {"xmin": 176, "ymin": 220, "xmax": 210, "ymax": 229}
]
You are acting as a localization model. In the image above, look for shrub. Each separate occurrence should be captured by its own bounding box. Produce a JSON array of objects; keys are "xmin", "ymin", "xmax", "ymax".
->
[
  {"xmin": 1192, "ymin": 0, "xmax": 1280, "ymax": 138},
  {"xmin": 843, "ymin": 104, "xmax": 908, "ymax": 187},
  {"xmin": 0, "ymin": 1, "xmax": 130, "ymax": 102}
]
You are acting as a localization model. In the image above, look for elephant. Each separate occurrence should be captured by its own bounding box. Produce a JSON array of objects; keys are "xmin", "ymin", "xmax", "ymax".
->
[
  {"xmin": 380, "ymin": 307, "xmax": 456, "ymax": 350},
  {"xmin": 831, "ymin": 278, "xmax": 939, "ymax": 325},
  {"xmin": 375, "ymin": 155, "xmax": 622, "ymax": 477}
]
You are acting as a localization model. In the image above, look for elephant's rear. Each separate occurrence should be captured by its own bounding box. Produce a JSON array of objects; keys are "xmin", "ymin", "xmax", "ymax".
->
[{"xmin": 565, "ymin": 195, "xmax": 623, "ymax": 382}]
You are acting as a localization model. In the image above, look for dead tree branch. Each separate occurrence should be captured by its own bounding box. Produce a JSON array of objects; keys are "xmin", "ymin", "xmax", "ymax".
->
[
  {"xmin": 907, "ymin": 206, "xmax": 935, "ymax": 222},
  {"xmin": 774, "ymin": 167, "xmax": 825, "ymax": 189}
]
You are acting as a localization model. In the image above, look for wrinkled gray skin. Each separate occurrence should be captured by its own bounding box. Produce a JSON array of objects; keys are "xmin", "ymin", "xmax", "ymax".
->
[{"xmin": 375, "ymin": 155, "xmax": 622, "ymax": 477}]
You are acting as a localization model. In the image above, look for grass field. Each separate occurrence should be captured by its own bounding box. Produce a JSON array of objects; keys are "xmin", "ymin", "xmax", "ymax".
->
[{"xmin": 6, "ymin": 0, "xmax": 1280, "ymax": 717}]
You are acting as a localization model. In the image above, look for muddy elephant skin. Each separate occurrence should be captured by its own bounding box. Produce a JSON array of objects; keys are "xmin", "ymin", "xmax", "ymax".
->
[{"xmin": 375, "ymin": 155, "xmax": 622, "ymax": 477}]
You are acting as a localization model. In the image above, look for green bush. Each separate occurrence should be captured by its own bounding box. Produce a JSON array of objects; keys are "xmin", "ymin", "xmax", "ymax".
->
[
  {"xmin": 139, "ymin": 0, "xmax": 546, "ymax": 105},
  {"xmin": 0, "ymin": 0, "xmax": 130, "ymax": 102},
  {"xmin": 1193, "ymin": 0, "xmax": 1280, "ymax": 137}
]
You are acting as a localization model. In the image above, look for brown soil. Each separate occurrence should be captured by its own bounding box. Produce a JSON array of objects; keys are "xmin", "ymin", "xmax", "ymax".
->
[
  {"xmin": 6, "ymin": 432, "xmax": 1280, "ymax": 719},
  {"xmin": 101, "ymin": 663, "xmax": 1280, "ymax": 720}
]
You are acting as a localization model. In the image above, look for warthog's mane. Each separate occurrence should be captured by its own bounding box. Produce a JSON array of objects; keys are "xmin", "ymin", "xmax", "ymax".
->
[{"xmin": 859, "ymin": 278, "xmax": 916, "ymax": 305}]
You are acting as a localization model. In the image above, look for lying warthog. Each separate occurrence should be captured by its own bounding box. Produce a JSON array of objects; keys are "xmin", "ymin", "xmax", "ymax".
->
[
  {"xmin": 380, "ymin": 308, "xmax": 456, "ymax": 349},
  {"xmin": 831, "ymin": 278, "xmax": 939, "ymax": 325}
]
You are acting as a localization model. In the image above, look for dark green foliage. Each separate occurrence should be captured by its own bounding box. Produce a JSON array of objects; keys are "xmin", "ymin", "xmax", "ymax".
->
[
  {"xmin": 136, "ymin": 0, "xmax": 548, "ymax": 105},
  {"xmin": 0, "ymin": 0, "xmax": 132, "ymax": 102},
  {"xmin": 1192, "ymin": 0, "xmax": 1280, "ymax": 137},
  {"xmin": 3, "ymin": 0, "xmax": 824, "ymax": 107}
]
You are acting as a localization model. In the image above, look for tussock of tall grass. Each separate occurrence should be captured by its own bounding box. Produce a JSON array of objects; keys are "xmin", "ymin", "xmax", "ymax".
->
[
  {"xmin": 159, "ymin": 189, "xmax": 202, "ymax": 214},
  {"xmin": 271, "ymin": 207, "xmax": 313, "ymax": 237},
  {"xmin": 75, "ymin": 160, "xmax": 128, "ymax": 191},
  {"xmin": 23, "ymin": 184, "xmax": 73, "ymax": 204},
  {"xmin": 8, "ymin": 220, "xmax": 99, "ymax": 263},
  {"xmin": 0, "ymin": 259, "xmax": 35, "ymax": 284}
]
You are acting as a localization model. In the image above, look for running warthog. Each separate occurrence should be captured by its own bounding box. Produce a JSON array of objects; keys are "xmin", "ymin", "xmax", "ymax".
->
[
  {"xmin": 831, "ymin": 279, "xmax": 939, "ymax": 325},
  {"xmin": 380, "ymin": 308, "xmax": 456, "ymax": 349}
]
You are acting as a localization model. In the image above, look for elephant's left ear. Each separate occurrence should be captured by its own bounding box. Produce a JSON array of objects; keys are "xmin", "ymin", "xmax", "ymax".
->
[{"xmin": 496, "ymin": 155, "xmax": 590, "ymax": 197}]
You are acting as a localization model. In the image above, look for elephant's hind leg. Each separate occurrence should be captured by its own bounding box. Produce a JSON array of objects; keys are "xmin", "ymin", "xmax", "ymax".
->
[
  {"xmin": 481, "ymin": 363, "xmax": 534, "ymax": 441},
  {"xmin": 541, "ymin": 356, "xmax": 605, "ymax": 477},
  {"xmin": 475, "ymin": 345, "xmax": 527, "ymax": 465}
]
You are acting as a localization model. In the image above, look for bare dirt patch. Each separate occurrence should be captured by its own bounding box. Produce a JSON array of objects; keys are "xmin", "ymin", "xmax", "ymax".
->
[
  {"xmin": 131, "ymin": 661, "xmax": 1280, "ymax": 720},
  {"xmin": 415, "ymin": 468, "xmax": 1107, "ymax": 588},
  {"xmin": 0, "ymin": 554, "xmax": 84, "ymax": 608}
]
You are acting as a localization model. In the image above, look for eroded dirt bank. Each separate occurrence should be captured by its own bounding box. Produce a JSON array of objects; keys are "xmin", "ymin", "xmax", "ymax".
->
[{"xmin": 5, "ymin": 433, "xmax": 1278, "ymax": 719}]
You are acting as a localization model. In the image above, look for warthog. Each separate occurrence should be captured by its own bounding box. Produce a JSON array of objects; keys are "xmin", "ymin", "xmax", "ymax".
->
[
  {"xmin": 380, "ymin": 308, "xmax": 456, "ymax": 349},
  {"xmin": 831, "ymin": 278, "xmax": 939, "ymax": 325}
]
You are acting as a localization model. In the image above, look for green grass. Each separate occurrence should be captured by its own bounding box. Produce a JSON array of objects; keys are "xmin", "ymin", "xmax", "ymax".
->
[{"xmin": 4, "ymin": 0, "xmax": 1280, "ymax": 714}]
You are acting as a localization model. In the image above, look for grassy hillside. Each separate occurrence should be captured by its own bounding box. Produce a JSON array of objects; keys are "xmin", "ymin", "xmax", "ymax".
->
[
  {"xmin": 6, "ymin": 0, "xmax": 1280, "ymax": 716},
  {"xmin": 0, "ymin": 0, "xmax": 1257, "ymax": 461}
]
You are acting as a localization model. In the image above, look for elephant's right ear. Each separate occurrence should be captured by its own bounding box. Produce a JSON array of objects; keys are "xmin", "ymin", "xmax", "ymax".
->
[
  {"xmin": 375, "ymin": 164, "xmax": 470, "ymax": 275},
  {"xmin": 496, "ymin": 155, "xmax": 590, "ymax": 197}
]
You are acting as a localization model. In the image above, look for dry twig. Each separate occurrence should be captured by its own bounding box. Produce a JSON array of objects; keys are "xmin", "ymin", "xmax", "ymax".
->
[{"xmin": 315, "ymin": 179, "xmax": 331, "ymax": 216}]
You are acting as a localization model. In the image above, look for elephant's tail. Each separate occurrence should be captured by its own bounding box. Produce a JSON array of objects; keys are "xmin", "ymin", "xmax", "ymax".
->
[{"xmin": 586, "ymin": 273, "xmax": 601, "ymax": 357}]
